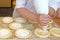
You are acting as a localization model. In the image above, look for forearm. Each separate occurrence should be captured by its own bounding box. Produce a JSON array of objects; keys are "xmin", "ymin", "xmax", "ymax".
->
[{"xmin": 16, "ymin": 7, "xmax": 39, "ymax": 22}]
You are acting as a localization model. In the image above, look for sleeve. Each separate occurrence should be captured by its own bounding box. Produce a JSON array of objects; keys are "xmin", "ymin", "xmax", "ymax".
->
[
  {"xmin": 49, "ymin": 0, "xmax": 58, "ymax": 11},
  {"xmin": 15, "ymin": 0, "xmax": 27, "ymax": 8},
  {"xmin": 58, "ymin": 2, "xmax": 60, "ymax": 8}
]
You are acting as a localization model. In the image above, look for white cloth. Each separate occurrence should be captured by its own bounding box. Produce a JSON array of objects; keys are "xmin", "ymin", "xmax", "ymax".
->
[
  {"xmin": 13, "ymin": 0, "xmax": 60, "ymax": 17},
  {"xmin": 49, "ymin": 0, "xmax": 60, "ymax": 11}
]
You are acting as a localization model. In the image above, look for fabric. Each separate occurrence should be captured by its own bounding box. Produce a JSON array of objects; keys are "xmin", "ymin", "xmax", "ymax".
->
[
  {"xmin": 49, "ymin": 0, "xmax": 60, "ymax": 11},
  {"xmin": 13, "ymin": 0, "xmax": 60, "ymax": 17}
]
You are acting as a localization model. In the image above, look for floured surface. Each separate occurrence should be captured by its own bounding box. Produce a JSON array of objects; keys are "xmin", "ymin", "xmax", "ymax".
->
[{"xmin": 0, "ymin": 17, "xmax": 60, "ymax": 40}]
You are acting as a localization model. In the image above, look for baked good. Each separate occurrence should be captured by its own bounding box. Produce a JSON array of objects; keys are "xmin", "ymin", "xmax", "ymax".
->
[
  {"xmin": 15, "ymin": 29, "xmax": 32, "ymax": 38},
  {"xmin": 14, "ymin": 17, "xmax": 27, "ymax": 23},
  {"xmin": 0, "ymin": 28, "xmax": 12, "ymax": 38},
  {"xmin": 50, "ymin": 27, "xmax": 60, "ymax": 37},
  {"xmin": 34, "ymin": 28, "xmax": 50, "ymax": 38},
  {"xmin": 2, "ymin": 17, "xmax": 13, "ymax": 23},
  {"xmin": 9, "ymin": 22, "xmax": 23, "ymax": 30}
]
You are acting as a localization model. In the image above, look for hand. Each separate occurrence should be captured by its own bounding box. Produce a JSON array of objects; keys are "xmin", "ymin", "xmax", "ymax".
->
[
  {"xmin": 38, "ymin": 14, "xmax": 51, "ymax": 27},
  {"xmin": 48, "ymin": 7, "xmax": 55, "ymax": 17},
  {"xmin": 28, "ymin": 13, "xmax": 39, "ymax": 23},
  {"xmin": 56, "ymin": 8, "xmax": 60, "ymax": 18}
]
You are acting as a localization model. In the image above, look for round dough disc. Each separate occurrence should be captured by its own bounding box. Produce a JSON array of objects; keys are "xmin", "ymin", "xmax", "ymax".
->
[
  {"xmin": 50, "ymin": 27, "xmax": 60, "ymax": 37},
  {"xmin": 2, "ymin": 17, "xmax": 13, "ymax": 23},
  {"xmin": 14, "ymin": 17, "xmax": 27, "ymax": 23},
  {"xmin": 0, "ymin": 29, "xmax": 12, "ymax": 38},
  {"xmin": 9, "ymin": 22, "xmax": 23, "ymax": 30},
  {"xmin": 34, "ymin": 28, "xmax": 50, "ymax": 38},
  {"xmin": 15, "ymin": 29, "xmax": 32, "ymax": 38}
]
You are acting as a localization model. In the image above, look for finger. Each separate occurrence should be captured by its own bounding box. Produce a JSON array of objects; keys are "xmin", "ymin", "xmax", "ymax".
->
[
  {"xmin": 39, "ymin": 16, "xmax": 51, "ymax": 20},
  {"xmin": 43, "ymin": 15, "xmax": 51, "ymax": 18},
  {"xmin": 48, "ymin": 15, "xmax": 51, "ymax": 18},
  {"xmin": 38, "ymin": 22, "xmax": 49, "ymax": 26},
  {"xmin": 39, "ymin": 23, "xmax": 48, "ymax": 26},
  {"xmin": 41, "ymin": 21, "xmax": 49, "ymax": 23},
  {"xmin": 39, "ymin": 18, "xmax": 50, "ymax": 21}
]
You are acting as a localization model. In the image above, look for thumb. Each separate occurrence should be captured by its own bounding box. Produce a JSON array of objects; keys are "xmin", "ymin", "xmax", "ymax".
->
[{"xmin": 48, "ymin": 15, "xmax": 52, "ymax": 18}]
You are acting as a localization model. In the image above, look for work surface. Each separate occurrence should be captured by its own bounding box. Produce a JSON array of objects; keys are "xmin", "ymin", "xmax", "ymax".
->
[{"xmin": 0, "ymin": 17, "xmax": 60, "ymax": 40}]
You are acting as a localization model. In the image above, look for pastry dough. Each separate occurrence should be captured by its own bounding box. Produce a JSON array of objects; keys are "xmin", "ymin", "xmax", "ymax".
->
[
  {"xmin": 34, "ymin": 28, "xmax": 50, "ymax": 38},
  {"xmin": 9, "ymin": 22, "xmax": 23, "ymax": 30},
  {"xmin": 2, "ymin": 17, "xmax": 13, "ymax": 23},
  {"xmin": 0, "ymin": 28, "xmax": 12, "ymax": 38},
  {"xmin": 48, "ymin": 19, "xmax": 53, "ymax": 29},
  {"xmin": 15, "ymin": 29, "xmax": 32, "ymax": 38},
  {"xmin": 50, "ymin": 27, "xmax": 60, "ymax": 37},
  {"xmin": 49, "ymin": 19, "xmax": 53, "ymax": 24},
  {"xmin": 48, "ymin": 23, "xmax": 53, "ymax": 29},
  {"xmin": 14, "ymin": 17, "xmax": 27, "ymax": 23}
]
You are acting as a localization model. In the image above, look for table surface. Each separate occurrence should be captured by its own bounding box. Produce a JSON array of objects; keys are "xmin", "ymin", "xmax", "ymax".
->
[{"xmin": 0, "ymin": 17, "xmax": 60, "ymax": 40}]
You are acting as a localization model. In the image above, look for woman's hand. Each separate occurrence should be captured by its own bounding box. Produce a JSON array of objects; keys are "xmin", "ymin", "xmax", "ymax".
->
[
  {"xmin": 56, "ymin": 8, "xmax": 60, "ymax": 18},
  {"xmin": 38, "ymin": 14, "xmax": 51, "ymax": 27}
]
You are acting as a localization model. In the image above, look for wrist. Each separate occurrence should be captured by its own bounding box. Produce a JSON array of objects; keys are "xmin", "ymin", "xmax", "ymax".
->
[
  {"xmin": 34, "ymin": 14, "xmax": 39, "ymax": 23},
  {"xmin": 28, "ymin": 13, "xmax": 39, "ymax": 23},
  {"xmin": 31, "ymin": 13, "xmax": 39, "ymax": 23}
]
